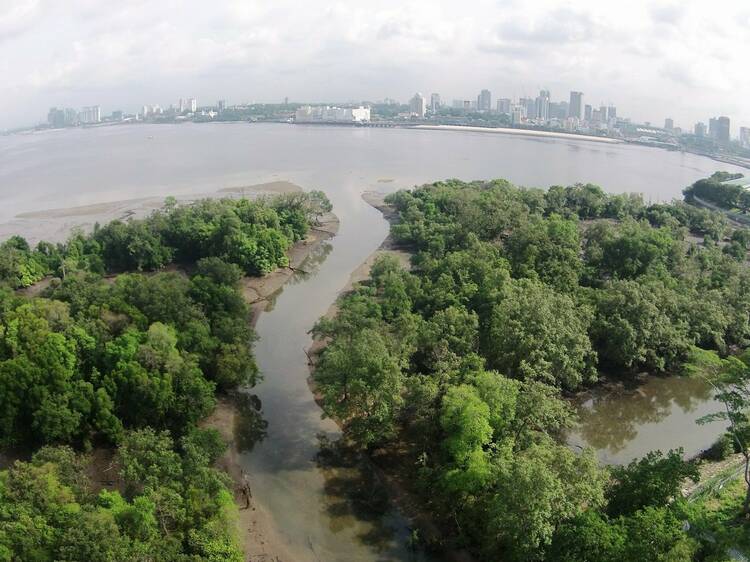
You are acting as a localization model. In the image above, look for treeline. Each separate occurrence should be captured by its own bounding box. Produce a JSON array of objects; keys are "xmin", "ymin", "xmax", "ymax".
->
[
  {"xmin": 683, "ymin": 171, "xmax": 749, "ymax": 211},
  {"xmin": 0, "ymin": 193, "xmax": 328, "ymax": 560},
  {"xmin": 0, "ymin": 190, "xmax": 332, "ymax": 288},
  {"xmin": 312, "ymin": 178, "xmax": 750, "ymax": 560}
]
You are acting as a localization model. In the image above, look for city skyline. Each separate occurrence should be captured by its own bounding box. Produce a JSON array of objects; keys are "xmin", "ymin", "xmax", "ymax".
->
[{"xmin": 1, "ymin": 0, "xmax": 748, "ymax": 133}]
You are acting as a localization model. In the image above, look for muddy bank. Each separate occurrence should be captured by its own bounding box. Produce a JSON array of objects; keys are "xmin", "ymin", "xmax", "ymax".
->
[
  {"xmin": 306, "ymin": 192, "xmax": 476, "ymax": 562},
  {"xmin": 3, "ymin": 181, "xmax": 310, "ymax": 245},
  {"xmin": 242, "ymin": 212, "xmax": 339, "ymax": 326},
  {"xmin": 202, "ymin": 396, "xmax": 297, "ymax": 562},
  {"xmin": 203, "ymin": 210, "xmax": 339, "ymax": 561}
]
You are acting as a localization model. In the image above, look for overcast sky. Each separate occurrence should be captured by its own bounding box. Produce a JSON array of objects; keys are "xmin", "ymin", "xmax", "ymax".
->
[{"xmin": 1, "ymin": 0, "xmax": 748, "ymax": 133}]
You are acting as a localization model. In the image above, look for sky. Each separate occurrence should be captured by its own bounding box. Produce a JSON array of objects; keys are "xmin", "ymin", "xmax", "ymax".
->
[{"xmin": 1, "ymin": 0, "xmax": 749, "ymax": 134}]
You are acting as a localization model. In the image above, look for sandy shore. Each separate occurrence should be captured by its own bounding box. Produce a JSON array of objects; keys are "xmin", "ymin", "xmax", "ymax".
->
[{"xmin": 413, "ymin": 124, "xmax": 621, "ymax": 144}]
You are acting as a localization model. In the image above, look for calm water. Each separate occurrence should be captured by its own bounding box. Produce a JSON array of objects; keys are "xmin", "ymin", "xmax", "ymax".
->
[
  {"xmin": 566, "ymin": 376, "xmax": 725, "ymax": 465},
  {"xmin": 0, "ymin": 123, "xmax": 743, "ymax": 559}
]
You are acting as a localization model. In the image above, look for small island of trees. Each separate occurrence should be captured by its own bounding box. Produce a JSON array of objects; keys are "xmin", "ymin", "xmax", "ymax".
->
[{"xmin": 313, "ymin": 177, "xmax": 750, "ymax": 561}]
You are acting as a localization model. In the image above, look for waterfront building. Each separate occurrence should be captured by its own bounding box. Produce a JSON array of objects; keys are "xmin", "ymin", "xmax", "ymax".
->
[
  {"xmin": 47, "ymin": 107, "xmax": 65, "ymax": 128},
  {"xmin": 64, "ymin": 108, "xmax": 77, "ymax": 125},
  {"xmin": 409, "ymin": 93, "xmax": 427, "ymax": 118},
  {"xmin": 694, "ymin": 122, "xmax": 707, "ymax": 137},
  {"xmin": 536, "ymin": 90, "xmax": 550, "ymax": 121},
  {"xmin": 178, "ymin": 98, "xmax": 186, "ymax": 113},
  {"xmin": 584, "ymin": 104, "xmax": 592, "ymax": 121},
  {"xmin": 496, "ymin": 98, "xmax": 511, "ymax": 114},
  {"xmin": 664, "ymin": 118, "xmax": 674, "ymax": 131},
  {"xmin": 709, "ymin": 116, "xmax": 730, "ymax": 143},
  {"xmin": 294, "ymin": 105, "xmax": 370, "ymax": 123},
  {"xmin": 188, "ymin": 98, "xmax": 197, "ymax": 113},
  {"xmin": 218, "ymin": 100, "xmax": 226, "ymax": 111},
  {"xmin": 511, "ymin": 106, "xmax": 522, "ymax": 125},
  {"xmin": 430, "ymin": 93, "xmax": 441, "ymax": 112},
  {"xmin": 599, "ymin": 106, "xmax": 608, "ymax": 122},
  {"xmin": 79, "ymin": 105, "xmax": 101, "ymax": 124},
  {"xmin": 569, "ymin": 91, "xmax": 584, "ymax": 120},
  {"xmin": 608, "ymin": 106, "xmax": 617, "ymax": 119},
  {"xmin": 477, "ymin": 89, "xmax": 492, "ymax": 112},
  {"xmin": 519, "ymin": 98, "xmax": 535, "ymax": 120},
  {"xmin": 740, "ymin": 127, "xmax": 750, "ymax": 148}
]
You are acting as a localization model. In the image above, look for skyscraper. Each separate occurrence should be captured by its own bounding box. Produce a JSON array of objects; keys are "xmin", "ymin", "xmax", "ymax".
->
[
  {"xmin": 47, "ymin": 107, "xmax": 65, "ymax": 128},
  {"xmin": 569, "ymin": 91, "xmax": 584, "ymax": 120},
  {"xmin": 584, "ymin": 104, "xmax": 592, "ymax": 121},
  {"xmin": 694, "ymin": 122, "xmax": 707, "ymax": 137},
  {"xmin": 535, "ymin": 90, "xmax": 550, "ymax": 121},
  {"xmin": 664, "ymin": 118, "xmax": 674, "ymax": 130},
  {"xmin": 188, "ymin": 98, "xmax": 197, "ymax": 113},
  {"xmin": 599, "ymin": 106, "xmax": 608, "ymax": 122},
  {"xmin": 607, "ymin": 106, "xmax": 617, "ymax": 120},
  {"xmin": 709, "ymin": 116, "xmax": 730, "ymax": 143},
  {"xmin": 740, "ymin": 127, "xmax": 750, "ymax": 148},
  {"xmin": 409, "ymin": 93, "xmax": 427, "ymax": 118},
  {"xmin": 477, "ymin": 89, "xmax": 492, "ymax": 112},
  {"xmin": 430, "ymin": 93, "xmax": 441, "ymax": 112},
  {"xmin": 496, "ymin": 98, "xmax": 511, "ymax": 114}
]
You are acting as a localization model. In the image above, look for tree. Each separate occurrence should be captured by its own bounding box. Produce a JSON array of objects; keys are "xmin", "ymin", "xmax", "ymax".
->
[
  {"xmin": 698, "ymin": 356, "xmax": 750, "ymax": 514},
  {"xmin": 485, "ymin": 442, "xmax": 606, "ymax": 561},
  {"xmin": 484, "ymin": 278, "xmax": 597, "ymax": 390},
  {"xmin": 607, "ymin": 449, "xmax": 699, "ymax": 517},
  {"xmin": 314, "ymin": 328, "xmax": 403, "ymax": 448}
]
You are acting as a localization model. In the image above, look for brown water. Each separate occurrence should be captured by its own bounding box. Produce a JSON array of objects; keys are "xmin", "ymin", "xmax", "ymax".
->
[
  {"xmin": 566, "ymin": 376, "xmax": 726, "ymax": 465},
  {"xmin": 0, "ymin": 122, "xmax": 744, "ymax": 559}
]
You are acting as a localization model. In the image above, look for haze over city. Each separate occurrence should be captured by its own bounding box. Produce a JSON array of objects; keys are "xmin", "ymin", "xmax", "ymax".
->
[{"xmin": 1, "ymin": 0, "xmax": 749, "ymax": 132}]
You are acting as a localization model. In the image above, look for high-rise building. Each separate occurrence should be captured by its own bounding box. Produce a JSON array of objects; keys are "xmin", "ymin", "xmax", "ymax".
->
[
  {"xmin": 709, "ymin": 116, "xmax": 730, "ymax": 143},
  {"xmin": 511, "ymin": 106, "xmax": 523, "ymax": 125},
  {"xmin": 409, "ymin": 93, "xmax": 427, "ymax": 118},
  {"xmin": 477, "ymin": 89, "xmax": 492, "ymax": 112},
  {"xmin": 607, "ymin": 106, "xmax": 617, "ymax": 120},
  {"xmin": 79, "ymin": 105, "xmax": 101, "ymax": 124},
  {"xmin": 664, "ymin": 118, "xmax": 674, "ymax": 131},
  {"xmin": 599, "ymin": 106, "xmax": 608, "ymax": 122},
  {"xmin": 496, "ymin": 98, "xmax": 511, "ymax": 114},
  {"xmin": 569, "ymin": 91, "xmax": 584, "ymax": 120},
  {"xmin": 47, "ymin": 107, "xmax": 65, "ymax": 128},
  {"xmin": 188, "ymin": 98, "xmax": 197, "ymax": 113},
  {"xmin": 694, "ymin": 122, "xmax": 707, "ymax": 137},
  {"xmin": 584, "ymin": 104, "xmax": 592, "ymax": 121},
  {"xmin": 535, "ymin": 90, "xmax": 550, "ymax": 121},
  {"xmin": 64, "ymin": 108, "xmax": 77, "ymax": 125},
  {"xmin": 519, "ymin": 98, "xmax": 535, "ymax": 119},
  {"xmin": 430, "ymin": 93, "xmax": 441, "ymax": 112},
  {"xmin": 178, "ymin": 98, "xmax": 186, "ymax": 113},
  {"xmin": 740, "ymin": 127, "xmax": 750, "ymax": 148},
  {"xmin": 217, "ymin": 100, "xmax": 226, "ymax": 111}
]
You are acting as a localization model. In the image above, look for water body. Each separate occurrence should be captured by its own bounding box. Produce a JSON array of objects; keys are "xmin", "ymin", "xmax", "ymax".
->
[
  {"xmin": 566, "ymin": 376, "xmax": 725, "ymax": 465},
  {"xmin": 0, "ymin": 123, "xmax": 745, "ymax": 560}
]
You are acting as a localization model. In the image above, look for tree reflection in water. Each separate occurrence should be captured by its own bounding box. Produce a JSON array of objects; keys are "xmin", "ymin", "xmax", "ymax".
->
[
  {"xmin": 572, "ymin": 376, "xmax": 715, "ymax": 455},
  {"xmin": 234, "ymin": 392, "xmax": 269, "ymax": 453}
]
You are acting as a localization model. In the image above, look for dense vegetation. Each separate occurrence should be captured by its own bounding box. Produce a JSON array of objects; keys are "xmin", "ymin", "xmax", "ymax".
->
[
  {"xmin": 0, "ymin": 191, "xmax": 332, "ymax": 288},
  {"xmin": 313, "ymin": 178, "xmax": 750, "ymax": 560},
  {"xmin": 683, "ymin": 171, "xmax": 748, "ymax": 212},
  {"xmin": 0, "ymin": 192, "xmax": 328, "ymax": 560}
]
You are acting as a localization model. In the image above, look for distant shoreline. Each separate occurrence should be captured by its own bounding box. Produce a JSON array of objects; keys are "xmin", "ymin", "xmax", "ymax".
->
[{"xmin": 411, "ymin": 124, "xmax": 622, "ymax": 144}]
